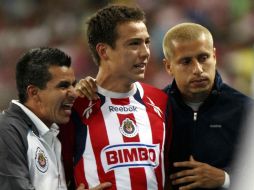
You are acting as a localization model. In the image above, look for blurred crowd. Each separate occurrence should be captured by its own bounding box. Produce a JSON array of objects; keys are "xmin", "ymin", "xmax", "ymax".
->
[{"xmin": 0, "ymin": 0, "xmax": 254, "ymax": 110}]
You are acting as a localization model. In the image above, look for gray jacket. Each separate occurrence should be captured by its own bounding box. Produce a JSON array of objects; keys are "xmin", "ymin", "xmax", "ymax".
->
[
  {"xmin": 0, "ymin": 103, "xmax": 36, "ymax": 189},
  {"xmin": 0, "ymin": 102, "xmax": 67, "ymax": 190}
]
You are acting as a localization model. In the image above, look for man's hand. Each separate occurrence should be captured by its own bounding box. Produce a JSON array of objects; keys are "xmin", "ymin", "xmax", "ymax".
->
[
  {"xmin": 170, "ymin": 156, "xmax": 225, "ymax": 190},
  {"xmin": 76, "ymin": 182, "xmax": 112, "ymax": 190},
  {"xmin": 76, "ymin": 76, "xmax": 98, "ymax": 100}
]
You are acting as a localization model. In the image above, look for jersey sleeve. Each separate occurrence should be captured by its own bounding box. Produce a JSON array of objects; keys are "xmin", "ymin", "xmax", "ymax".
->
[
  {"xmin": 59, "ymin": 97, "xmax": 90, "ymax": 189},
  {"xmin": 58, "ymin": 111, "xmax": 77, "ymax": 190}
]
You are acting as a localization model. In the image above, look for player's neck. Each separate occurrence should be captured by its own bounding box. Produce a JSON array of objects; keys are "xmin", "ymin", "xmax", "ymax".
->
[
  {"xmin": 97, "ymin": 84, "xmax": 137, "ymax": 98},
  {"xmin": 96, "ymin": 73, "xmax": 135, "ymax": 93}
]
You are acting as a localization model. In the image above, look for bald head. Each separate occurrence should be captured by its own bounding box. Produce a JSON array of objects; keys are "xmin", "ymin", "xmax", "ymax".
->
[{"xmin": 162, "ymin": 23, "xmax": 213, "ymax": 60}]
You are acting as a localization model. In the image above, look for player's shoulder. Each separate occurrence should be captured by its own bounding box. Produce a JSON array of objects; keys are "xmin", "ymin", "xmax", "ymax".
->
[
  {"xmin": 137, "ymin": 82, "xmax": 167, "ymax": 98},
  {"xmin": 136, "ymin": 82, "xmax": 168, "ymax": 109}
]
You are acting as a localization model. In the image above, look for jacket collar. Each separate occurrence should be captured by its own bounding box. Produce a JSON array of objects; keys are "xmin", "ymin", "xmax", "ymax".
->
[
  {"xmin": 164, "ymin": 71, "xmax": 223, "ymax": 111},
  {"xmin": 7, "ymin": 102, "xmax": 40, "ymax": 137}
]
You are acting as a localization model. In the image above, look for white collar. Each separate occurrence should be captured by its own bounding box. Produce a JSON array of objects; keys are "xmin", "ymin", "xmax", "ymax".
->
[{"xmin": 12, "ymin": 100, "xmax": 59, "ymax": 137}]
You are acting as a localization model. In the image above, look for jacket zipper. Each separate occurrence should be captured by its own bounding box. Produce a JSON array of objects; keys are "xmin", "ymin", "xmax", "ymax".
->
[{"xmin": 193, "ymin": 112, "xmax": 198, "ymax": 121}]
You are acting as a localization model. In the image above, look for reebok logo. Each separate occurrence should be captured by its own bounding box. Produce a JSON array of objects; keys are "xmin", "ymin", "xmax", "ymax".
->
[{"xmin": 108, "ymin": 105, "xmax": 137, "ymax": 113}]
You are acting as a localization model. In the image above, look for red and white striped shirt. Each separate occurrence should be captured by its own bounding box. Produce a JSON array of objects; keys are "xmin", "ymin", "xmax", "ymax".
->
[{"xmin": 60, "ymin": 82, "xmax": 171, "ymax": 190}]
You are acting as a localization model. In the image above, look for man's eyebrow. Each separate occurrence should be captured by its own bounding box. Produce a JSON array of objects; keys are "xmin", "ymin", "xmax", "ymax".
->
[
  {"xmin": 127, "ymin": 38, "xmax": 142, "ymax": 42},
  {"xmin": 178, "ymin": 56, "xmax": 191, "ymax": 62},
  {"xmin": 198, "ymin": 52, "xmax": 210, "ymax": 57},
  {"xmin": 56, "ymin": 81, "xmax": 70, "ymax": 87},
  {"xmin": 56, "ymin": 80, "xmax": 77, "ymax": 88},
  {"xmin": 127, "ymin": 36, "xmax": 150, "ymax": 42}
]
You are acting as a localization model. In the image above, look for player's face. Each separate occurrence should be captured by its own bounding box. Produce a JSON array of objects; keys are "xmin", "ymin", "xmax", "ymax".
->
[
  {"xmin": 106, "ymin": 21, "xmax": 150, "ymax": 84},
  {"xmin": 164, "ymin": 34, "xmax": 216, "ymax": 102},
  {"xmin": 36, "ymin": 66, "xmax": 77, "ymax": 126}
]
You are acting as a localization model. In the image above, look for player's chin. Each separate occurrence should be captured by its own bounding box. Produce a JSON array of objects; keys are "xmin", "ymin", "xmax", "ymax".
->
[
  {"xmin": 191, "ymin": 87, "xmax": 210, "ymax": 94},
  {"xmin": 134, "ymin": 73, "xmax": 146, "ymax": 81}
]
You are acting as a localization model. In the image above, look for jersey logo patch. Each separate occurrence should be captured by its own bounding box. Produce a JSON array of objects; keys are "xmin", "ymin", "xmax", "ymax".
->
[
  {"xmin": 119, "ymin": 118, "xmax": 138, "ymax": 138},
  {"xmin": 101, "ymin": 143, "xmax": 160, "ymax": 173},
  {"xmin": 35, "ymin": 147, "xmax": 48, "ymax": 173}
]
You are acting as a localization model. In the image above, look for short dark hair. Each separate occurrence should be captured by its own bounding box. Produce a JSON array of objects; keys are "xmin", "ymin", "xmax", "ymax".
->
[
  {"xmin": 16, "ymin": 47, "xmax": 71, "ymax": 103},
  {"xmin": 86, "ymin": 4, "xmax": 146, "ymax": 65}
]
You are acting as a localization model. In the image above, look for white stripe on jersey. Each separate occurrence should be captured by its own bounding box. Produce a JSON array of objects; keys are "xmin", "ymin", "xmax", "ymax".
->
[
  {"xmin": 84, "ymin": 127, "xmax": 100, "ymax": 187},
  {"xmin": 135, "ymin": 82, "xmax": 144, "ymax": 97}
]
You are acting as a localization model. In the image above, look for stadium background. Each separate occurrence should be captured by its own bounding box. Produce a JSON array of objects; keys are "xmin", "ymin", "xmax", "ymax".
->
[{"xmin": 0, "ymin": 0, "xmax": 253, "ymax": 110}]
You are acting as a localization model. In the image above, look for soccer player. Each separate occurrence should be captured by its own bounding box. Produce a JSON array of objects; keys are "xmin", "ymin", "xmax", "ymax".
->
[{"xmin": 59, "ymin": 4, "xmax": 171, "ymax": 190}]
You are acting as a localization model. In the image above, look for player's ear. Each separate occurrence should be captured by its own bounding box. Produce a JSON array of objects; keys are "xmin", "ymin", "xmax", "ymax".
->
[
  {"xmin": 26, "ymin": 85, "xmax": 40, "ymax": 102},
  {"xmin": 213, "ymin": 47, "xmax": 217, "ymax": 65},
  {"xmin": 163, "ymin": 58, "xmax": 173, "ymax": 76},
  {"xmin": 96, "ymin": 43, "xmax": 109, "ymax": 60},
  {"xmin": 27, "ymin": 85, "xmax": 39, "ymax": 97}
]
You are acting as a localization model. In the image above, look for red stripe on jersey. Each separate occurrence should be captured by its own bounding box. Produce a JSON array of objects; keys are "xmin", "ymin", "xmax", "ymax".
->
[
  {"xmin": 129, "ymin": 167, "xmax": 147, "ymax": 190},
  {"xmin": 117, "ymin": 114, "xmax": 139, "ymax": 143},
  {"xmin": 86, "ymin": 110, "xmax": 117, "ymax": 187},
  {"xmin": 111, "ymin": 97, "xmax": 130, "ymax": 105},
  {"xmin": 74, "ymin": 158, "xmax": 87, "ymax": 187}
]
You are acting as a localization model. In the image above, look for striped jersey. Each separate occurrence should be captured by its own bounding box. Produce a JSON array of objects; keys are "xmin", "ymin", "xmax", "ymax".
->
[{"xmin": 59, "ymin": 82, "xmax": 171, "ymax": 190}]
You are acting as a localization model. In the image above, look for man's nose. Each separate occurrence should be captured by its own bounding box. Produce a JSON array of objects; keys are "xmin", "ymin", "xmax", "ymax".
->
[
  {"xmin": 192, "ymin": 60, "xmax": 203, "ymax": 75},
  {"xmin": 140, "ymin": 44, "xmax": 150, "ymax": 58},
  {"xmin": 68, "ymin": 86, "xmax": 78, "ymax": 99}
]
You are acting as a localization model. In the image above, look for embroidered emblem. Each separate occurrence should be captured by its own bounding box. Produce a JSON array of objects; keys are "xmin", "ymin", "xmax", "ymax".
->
[
  {"xmin": 119, "ymin": 118, "xmax": 138, "ymax": 138},
  {"xmin": 35, "ymin": 147, "xmax": 48, "ymax": 173}
]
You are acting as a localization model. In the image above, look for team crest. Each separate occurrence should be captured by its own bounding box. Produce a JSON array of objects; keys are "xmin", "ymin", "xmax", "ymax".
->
[
  {"xmin": 35, "ymin": 147, "xmax": 48, "ymax": 173},
  {"xmin": 119, "ymin": 118, "xmax": 138, "ymax": 138}
]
